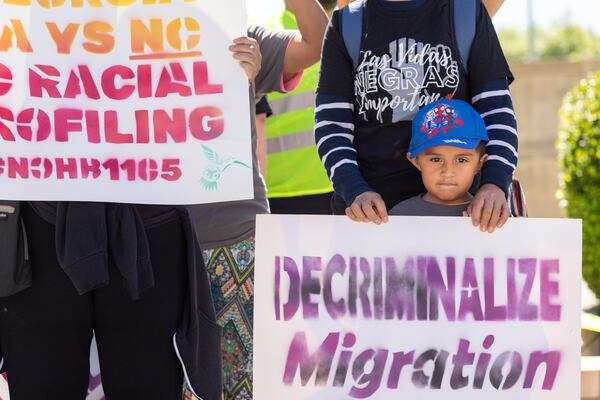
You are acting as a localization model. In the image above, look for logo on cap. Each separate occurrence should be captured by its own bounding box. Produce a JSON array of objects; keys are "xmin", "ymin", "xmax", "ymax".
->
[{"xmin": 421, "ymin": 103, "xmax": 464, "ymax": 139}]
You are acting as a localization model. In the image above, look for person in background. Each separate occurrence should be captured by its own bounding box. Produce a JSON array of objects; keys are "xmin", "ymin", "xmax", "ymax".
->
[
  {"xmin": 264, "ymin": 0, "xmax": 337, "ymax": 215},
  {"xmin": 187, "ymin": 1, "xmax": 329, "ymax": 398},
  {"xmin": 337, "ymin": 0, "xmax": 505, "ymax": 16},
  {"xmin": 317, "ymin": 0, "xmax": 513, "ymax": 233}
]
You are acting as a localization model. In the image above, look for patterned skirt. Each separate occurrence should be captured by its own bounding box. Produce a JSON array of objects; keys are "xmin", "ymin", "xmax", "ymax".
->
[{"xmin": 184, "ymin": 237, "xmax": 255, "ymax": 400}]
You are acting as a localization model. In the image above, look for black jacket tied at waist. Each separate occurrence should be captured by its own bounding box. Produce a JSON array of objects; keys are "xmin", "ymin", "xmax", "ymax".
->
[
  {"xmin": 0, "ymin": 201, "xmax": 223, "ymax": 400},
  {"xmin": 53, "ymin": 202, "xmax": 153, "ymax": 299}
]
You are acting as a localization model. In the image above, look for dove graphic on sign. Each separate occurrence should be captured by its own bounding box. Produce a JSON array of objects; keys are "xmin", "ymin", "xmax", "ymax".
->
[{"xmin": 199, "ymin": 145, "xmax": 251, "ymax": 191}]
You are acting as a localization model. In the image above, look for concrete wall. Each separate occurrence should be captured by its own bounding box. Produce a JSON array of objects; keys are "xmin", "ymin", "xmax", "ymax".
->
[
  {"xmin": 510, "ymin": 60, "xmax": 600, "ymax": 217},
  {"xmin": 511, "ymin": 60, "xmax": 600, "ymax": 399}
]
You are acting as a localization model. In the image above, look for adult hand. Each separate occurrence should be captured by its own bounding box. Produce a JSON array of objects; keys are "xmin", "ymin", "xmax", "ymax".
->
[
  {"xmin": 345, "ymin": 191, "xmax": 389, "ymax": 225},
  {"xmin": 229, "ymin": 37, "xmax": 262, "ymax": 81},
  {"xmin": 466, "ymin": 183, "xmax": 510, "ymax": 233}
]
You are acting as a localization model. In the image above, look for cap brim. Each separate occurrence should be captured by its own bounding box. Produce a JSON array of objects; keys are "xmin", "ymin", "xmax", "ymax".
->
[{"xmin": 409, "ymin": 137, "xmax": 481, "ymax": 158}]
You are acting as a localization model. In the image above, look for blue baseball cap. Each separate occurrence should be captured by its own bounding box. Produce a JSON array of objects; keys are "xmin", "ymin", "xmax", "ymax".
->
[{"xmin": 408, "ymin": 99, "xmax": 488, "ymax": 158}]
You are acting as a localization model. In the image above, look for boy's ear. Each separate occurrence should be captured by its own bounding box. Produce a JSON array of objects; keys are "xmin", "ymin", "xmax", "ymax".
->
[
  {"xmin": 407, "ymin": 152, "xmax": 421, "ymax": 170},
  {"xmin": 477, "ymin": 153, "xmax": 489, "ymax": 172}
]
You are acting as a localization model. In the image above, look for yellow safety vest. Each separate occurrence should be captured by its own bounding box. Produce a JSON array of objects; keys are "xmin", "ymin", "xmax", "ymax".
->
[{"xmin": 265, "ymin": 11, "xmax": 333, "ymax": 199}]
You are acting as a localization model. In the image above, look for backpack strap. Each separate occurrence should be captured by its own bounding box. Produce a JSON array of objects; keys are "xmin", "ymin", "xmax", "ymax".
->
[
  {"xmin": 453, "ymin": 0, "xmax": 477, "ymax": 74},
  {"xmin": 508, "ymin": 177, "xmax": 528, "ymax": 217},
  {"xmin": 341, "ymin": 0, "xmax": 366, "ymax": 71}
]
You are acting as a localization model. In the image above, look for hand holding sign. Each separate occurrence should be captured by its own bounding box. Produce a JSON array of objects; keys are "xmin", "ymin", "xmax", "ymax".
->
[
  {"xmin": 229, "ymin": 36, "xmax": 261, "ymax": 82},
  {"xmin": 346, "ymin": 191, "xmax": 389, "ymax": 225}
]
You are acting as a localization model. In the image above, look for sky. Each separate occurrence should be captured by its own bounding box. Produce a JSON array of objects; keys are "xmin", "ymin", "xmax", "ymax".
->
[{"xmin": 247, "ymin": 0, "xmax": 600, "ymax": 34}]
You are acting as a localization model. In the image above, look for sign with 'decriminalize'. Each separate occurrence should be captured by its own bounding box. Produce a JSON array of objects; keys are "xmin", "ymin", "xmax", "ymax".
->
[{"xmin": 254, "ymin": 215, "xmax": 582, "ymax": 400}]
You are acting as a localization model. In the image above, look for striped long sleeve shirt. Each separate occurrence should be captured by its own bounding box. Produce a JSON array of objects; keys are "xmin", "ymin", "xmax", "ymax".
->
[
  {"xmin": 315, "ymin": 1, "xmax": 517, "ymax": 208},
  {"xmin": 315, "ymin": 79, "xmax": 518, "ymax": 205}
]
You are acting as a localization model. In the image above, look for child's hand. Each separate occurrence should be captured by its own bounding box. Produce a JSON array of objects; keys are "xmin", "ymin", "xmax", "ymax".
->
[
  {"xmin": 466, "ymin": 184, "xmax": 510, "ymax": 233},
  {"xmin": 345, "ymin": 191, "xmax": 389, "ymax": 225},
  {"xmin": 229, "ymin": 37, "xmax": 262, "ymax": 81}
]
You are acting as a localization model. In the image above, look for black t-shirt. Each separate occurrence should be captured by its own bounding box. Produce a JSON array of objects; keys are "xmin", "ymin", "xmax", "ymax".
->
[
  {"xmin": 317, "ymin": 0, "xmax": 512, "ymax": 207},
  {"xmin": 255, "ymin": 96, "xmax": 273, "ymax": 117}
]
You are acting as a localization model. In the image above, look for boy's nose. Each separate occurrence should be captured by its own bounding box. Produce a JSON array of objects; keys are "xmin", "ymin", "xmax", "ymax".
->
[{"xmin": 441, "ymin": 163, "xmax": 455, "ymax": 176}]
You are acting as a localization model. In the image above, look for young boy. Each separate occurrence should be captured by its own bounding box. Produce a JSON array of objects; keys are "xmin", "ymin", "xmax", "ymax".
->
[{"xmin": 389, "ymin": 99, "xmax": 493, "ymax": 221}]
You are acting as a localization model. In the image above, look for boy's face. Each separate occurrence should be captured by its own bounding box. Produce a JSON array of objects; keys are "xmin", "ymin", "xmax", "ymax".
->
[{"xmin": 409, "ymin": 145, "xmax": 487, "ymax": 205}]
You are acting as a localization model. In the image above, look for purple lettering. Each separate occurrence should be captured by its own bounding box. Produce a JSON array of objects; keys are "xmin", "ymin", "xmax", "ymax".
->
[
  {"xmin": 324, "ymin": 254, "xmax": 347, "ymax": 319},
  {"xmin": 523, "ymin": 351, "xmax": 561, "ymax": 390},
  {"xmin": 458, "ymin": 258, "xmax": 484, "ymax": 321},
  {"xmin": 484, "ymin": 258, "xmax": 507, "ymax": 321},
  {"xmin": 489, "ymin": 351, "xmax": 523, "ymax": 390},
  {"xmin": 518, "ymin": 258, "xmax": 538, "ymax": 320},
  {"xmin": 540, "ymin": 259, "xmax": 561, "ymax": 321},
  {"xmin": 451, "ymin": 338, "xmax": 475, "ymax": 389},
  {"xmin": 350, "ymin": 349, "xmax": 388, "ymax": 398},
  {"xmin": 302, "ymin": 256, "xmax": 322, "ymax": 319},
  {"xmin": 427, "ymin": 256, "xmax": 456, "ymax": 321},
  {"xmin": 283, "ymin": 257, "xmax": 300, "ymax": 321},
  {"xmin": 283, "ymin": 331, "xmax": 339, "ymax": 386}
]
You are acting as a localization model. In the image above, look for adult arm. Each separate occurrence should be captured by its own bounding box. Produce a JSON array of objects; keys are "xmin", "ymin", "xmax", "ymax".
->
[
  {"xmin": 467, "ymin": 3, "xmax": 517, "ymax": 233},
  {"xmin": 469, "ymin": 79, "xmax": 517, "ymax": 232},
  {"xmin": 249, "ymin": 26, "xmax": 303, "ymax": 97},
  {"xmin": 315, "ymin": 12, "xmax": 388, "ymax": 224},
  {"xmin": 283, "ymin": 0, "xmax": 329, "ymax": 74}
]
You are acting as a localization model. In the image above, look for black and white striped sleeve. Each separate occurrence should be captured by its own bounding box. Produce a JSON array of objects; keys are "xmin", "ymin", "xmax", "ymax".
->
[
  {"xmin": 315, "ymin": 94, "xmax": 371, "ymax": 204},
  {"xmin": 471, "ymin": 79, "xmax": 518, "ymax": 194}
]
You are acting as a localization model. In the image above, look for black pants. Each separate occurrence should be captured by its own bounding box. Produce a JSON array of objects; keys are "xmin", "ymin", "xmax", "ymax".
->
[
  {"xmin": 269, "ymin": 192, "xmax": 334, "ymax": 215},
  {"xmin": 0, "ymin": 205, "xmax": 187, "ymax": 400}
]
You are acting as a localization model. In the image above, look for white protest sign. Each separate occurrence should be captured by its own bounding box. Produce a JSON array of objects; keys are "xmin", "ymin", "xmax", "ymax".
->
[
  {"xmin": 255, "ymin": 215, "xmax": 582, "ymax": 399},
  {"xmin": 0, "ymin": 0, "xmax": 252, "ymax": 204}
]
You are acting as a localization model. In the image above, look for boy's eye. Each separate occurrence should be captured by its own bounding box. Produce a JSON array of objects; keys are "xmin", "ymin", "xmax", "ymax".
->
[
  {"xmin": 456, "ymin": 157, "xmax": 469, "ymax": 164},
  {"xmin": 430, "ymin": 157, "xmax": 442, "ymax": 163}
]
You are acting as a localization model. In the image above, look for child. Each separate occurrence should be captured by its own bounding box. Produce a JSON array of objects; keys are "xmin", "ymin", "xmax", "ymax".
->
[{"xmin": 389, "ymin": 98, "xmax": 497, "ymax": 222}]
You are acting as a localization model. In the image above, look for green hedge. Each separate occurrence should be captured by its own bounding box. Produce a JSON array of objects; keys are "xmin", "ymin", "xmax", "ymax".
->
[{"xmin": 558, "ymin": 71, "xmax": 600, "ymax": 299}]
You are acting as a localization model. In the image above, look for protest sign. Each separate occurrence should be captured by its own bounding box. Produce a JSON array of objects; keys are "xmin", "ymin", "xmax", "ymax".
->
[
  {"xmin": 0, "ymin": 0, "xmax": 252, "ymax": 204},
  {"xmin": 255, "ymin": 215, "xmax": 582, "ymax": 399}
]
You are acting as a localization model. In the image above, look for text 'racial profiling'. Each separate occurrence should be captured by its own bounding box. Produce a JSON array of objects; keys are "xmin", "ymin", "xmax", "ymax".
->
[{"xmin": 0, "ymin": 7, "xmax": 230, "ymax": 183}]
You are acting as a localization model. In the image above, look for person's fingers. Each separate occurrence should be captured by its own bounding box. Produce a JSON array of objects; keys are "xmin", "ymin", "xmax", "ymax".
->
[
  {"xmin": 237, "ymin": 59, "xmax": 258, "ymax": 77},
  {"xmin": 229, "ymin": 44, "xmax": 256, "ymax": 54},
  {"xmin": 351, "ymin": 202, "xmax": 368, "ymax": 223},
  {"xmin": 362, "ymin": 202, "xmax": 382, "ymax": 224},
  {"xmin": 486, "ymin": 201, "xmax": 503, "ymax": 233},
  {"xmin": 345, "ymin": 207, "xmax": 358, "ymax": 222},
  {"xmin": 479, "ymin": 198, "xmax": 494, "ymax": 232},
  {"xmin": 470, "ymin": 196, "xmax": 484, "ymax": 227},
  {"xmin": 229, "ymin": 47, "xmax": 261, "ymax": 70},
  {"xmin": 462, "ymin": 211, "xmax": 469, "ymax": 217},
  {"xmin": 229, "ymin": 39, "xmax": 261, "ymax": 56},
  {"xmin": 229, "ymin": 42, "xmax": 261, "ymax": 80},
  {"xmin": 466, "ymin": 202, "xmax": 473, "ymax": 217},
  {"xmin": 373, "ymin": 197, "xmax": 389, "ymax": 223},
  {"xmin": 232, "ymin": 36, "xmax": 258, "ymax": 46},
  {"xmin": 497, "ymin": 203, "xmax": 510, "ymax": 228},
  {"xmin": 232, "ymin": 51, "xmax": 260, "ymax": 64},
  {"xmin": 238, "ymin": 62, "xmax": 256, "ymax": 80}
]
